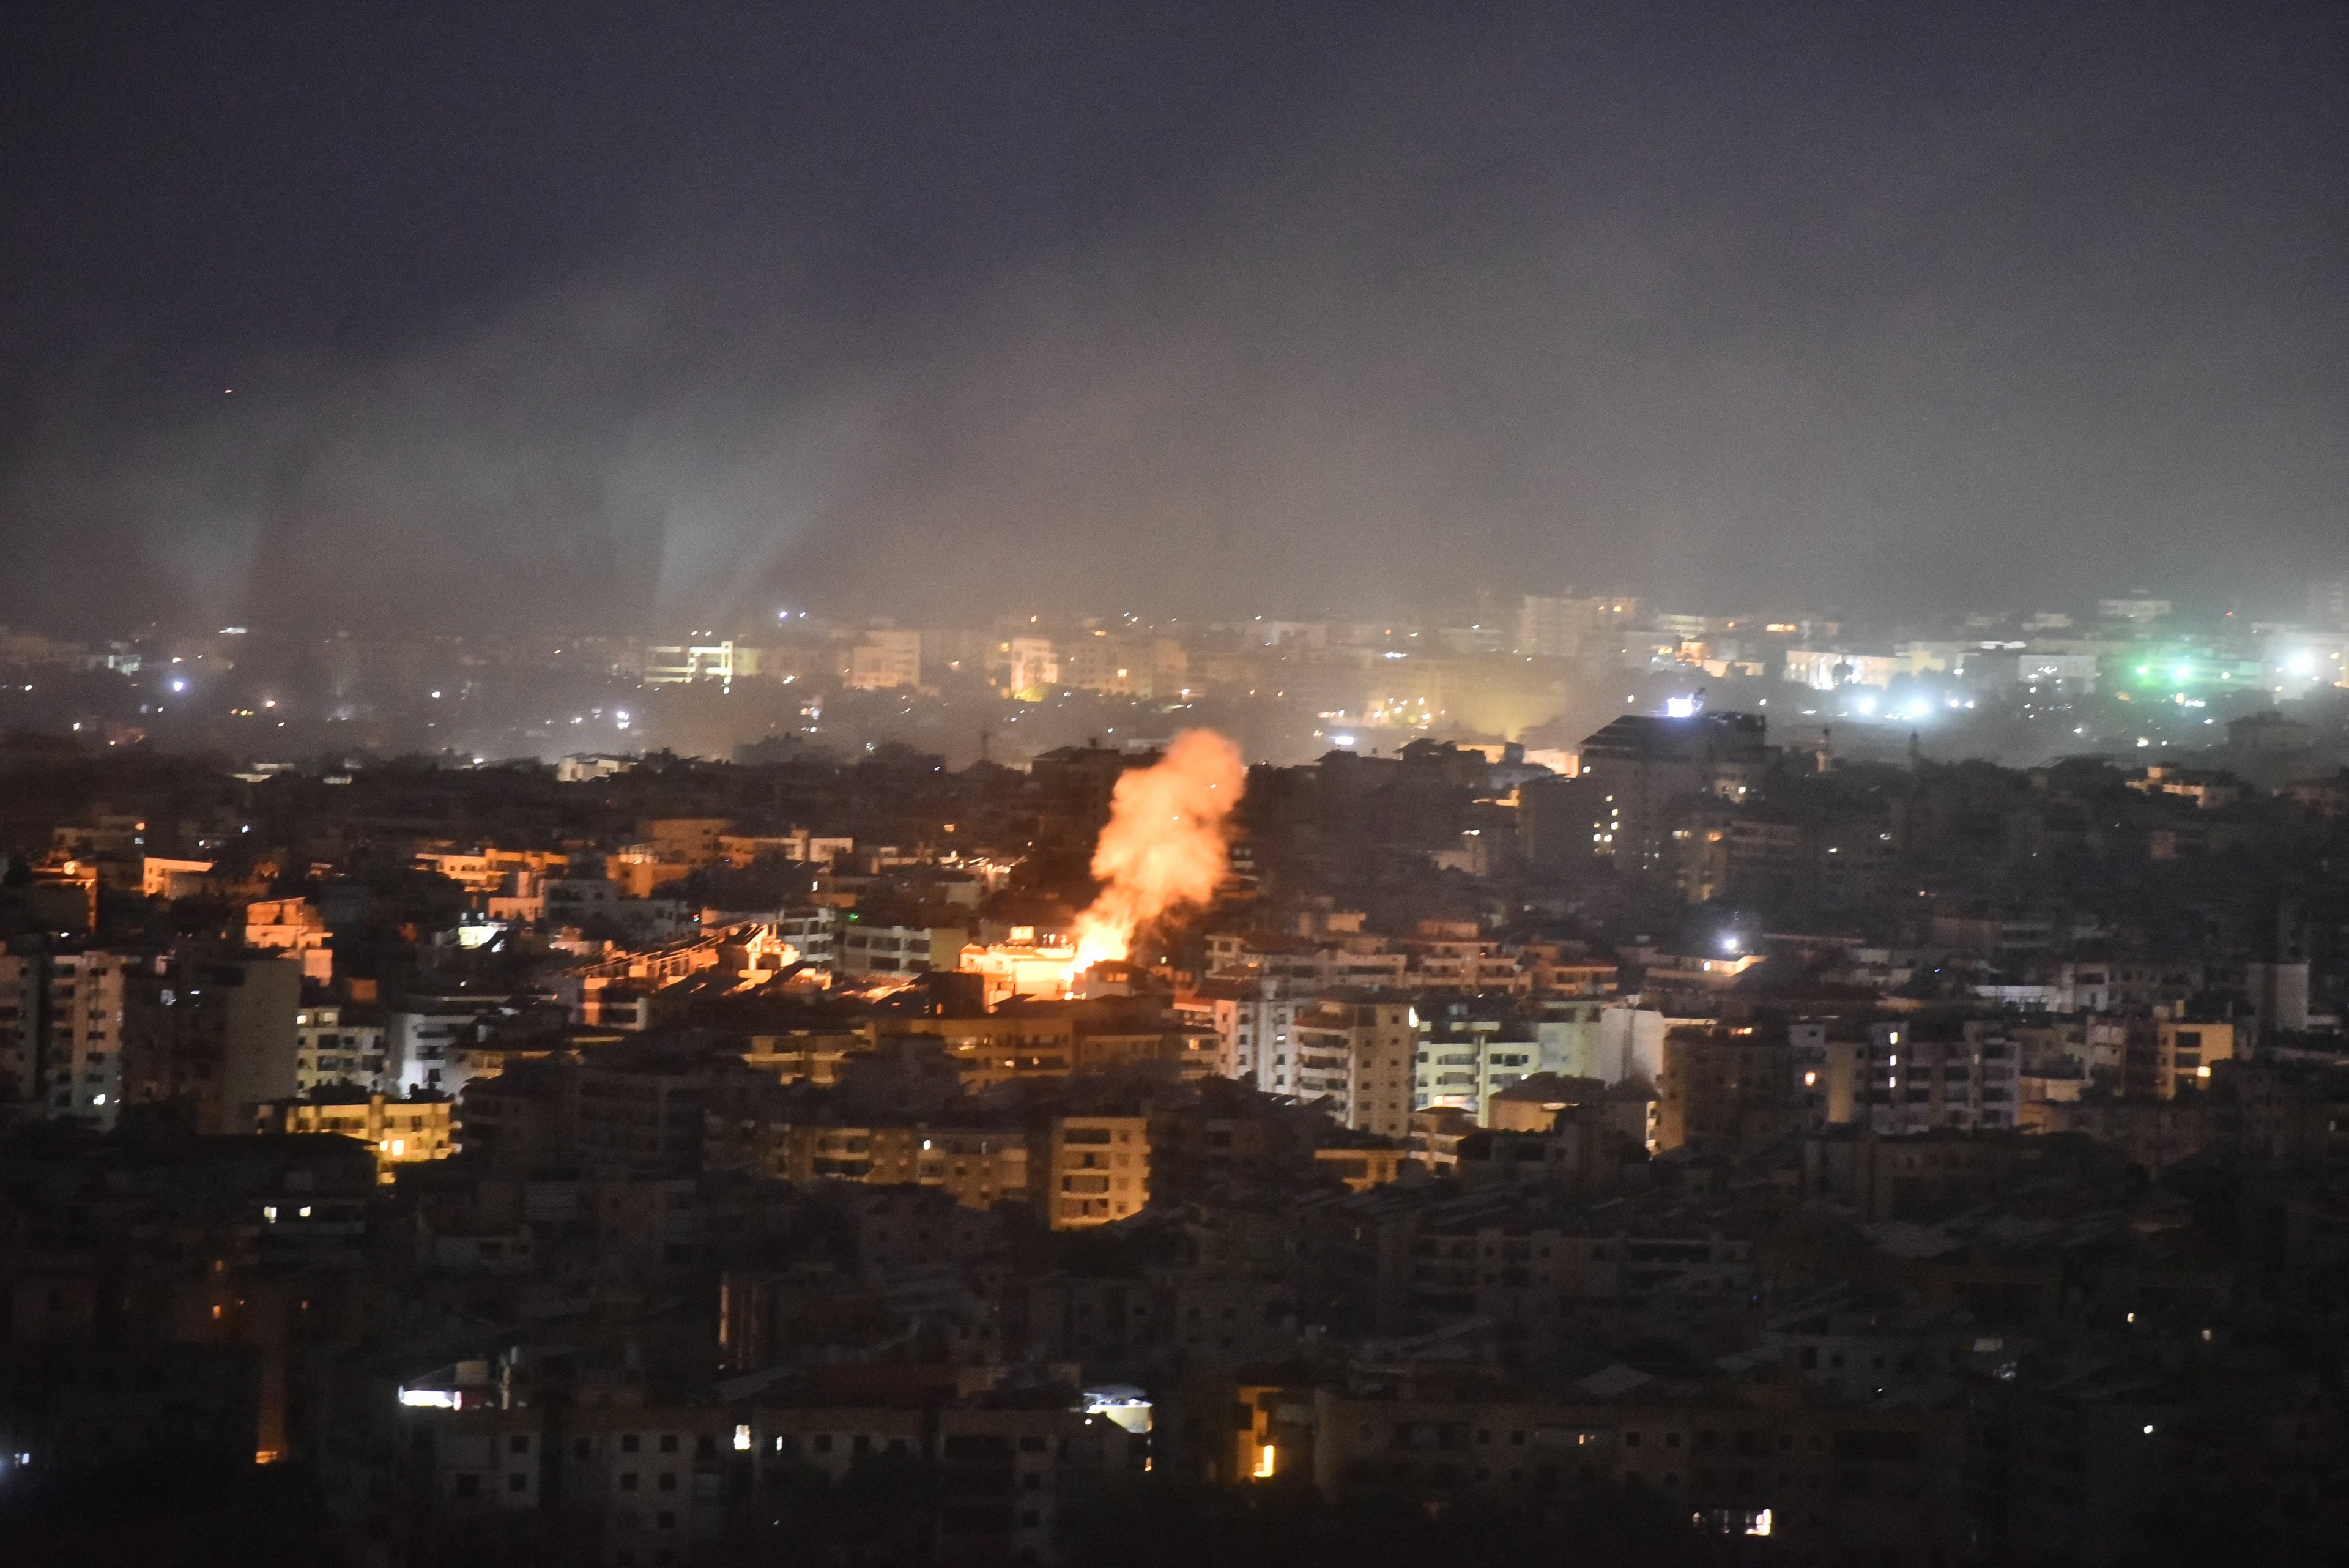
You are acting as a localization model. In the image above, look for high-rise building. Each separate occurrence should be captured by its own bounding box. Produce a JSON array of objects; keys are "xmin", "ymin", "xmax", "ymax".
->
[{"xmin": 44, "ymin": 950, "xmax": 138, "ymax": 1129}]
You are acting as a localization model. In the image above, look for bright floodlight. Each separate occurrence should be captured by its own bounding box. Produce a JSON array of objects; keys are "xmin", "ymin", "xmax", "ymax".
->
[
  {"xmin": 1664, "ymin": 696, "xmax": 1697, "ymax": 718},
  {"xmin": 1083, "ymin": 1384, "xmax": 1155, "ymax": 1433}
]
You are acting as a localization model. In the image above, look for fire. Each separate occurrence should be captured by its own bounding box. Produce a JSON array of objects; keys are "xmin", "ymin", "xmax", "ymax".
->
[
  {"xmin": 956, "ymin": 730, "xmax": 1246, "ymax": 1002},
  {"xmin": 1068, "ymin": 730, "xmax": 1245, "ymax": 971}
]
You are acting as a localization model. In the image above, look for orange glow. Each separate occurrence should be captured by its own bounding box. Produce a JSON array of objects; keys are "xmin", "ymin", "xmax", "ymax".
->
[{"xmin": 1069, "ymin": 730, "xmax": 1245, "ymax": 970}]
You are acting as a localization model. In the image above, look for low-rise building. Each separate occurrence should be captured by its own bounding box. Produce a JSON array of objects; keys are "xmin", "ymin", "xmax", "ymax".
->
[{"xmin": 254, "ymin": 1088, "xmax": 454, "ymax": 1181}]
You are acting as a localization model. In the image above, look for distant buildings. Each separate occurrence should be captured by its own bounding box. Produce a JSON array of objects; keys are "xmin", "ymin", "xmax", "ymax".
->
[
  {"xmin": 1514, "ymin": 593, "xmax": 1640, "ymax": 660},
  {"xmin": 844, "ymin": 628, "xmax": 922, "ymax": 690},
  {"xmin": 1569, "ymin": 708, "xmax": 1773, "ymax": 870},
  {"xmin": 4, "ymin": 624, "xmax": 2349, "ymax": 1566}
]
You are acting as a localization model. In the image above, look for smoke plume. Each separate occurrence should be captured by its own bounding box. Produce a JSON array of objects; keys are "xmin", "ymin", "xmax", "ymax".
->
[{"xmin": 1071, "ymin": 730, "xmax": 1246, "ymax": 970}]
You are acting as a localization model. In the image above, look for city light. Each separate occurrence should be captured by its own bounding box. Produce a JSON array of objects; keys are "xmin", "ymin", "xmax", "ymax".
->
[
  {"xmin": 1082, "ymin": 1386, "xmax": 1155, "ymax": 1434},
  {"xmin": 0, "ymin": 6, "xmax": 2335, "ymax": 1556}
]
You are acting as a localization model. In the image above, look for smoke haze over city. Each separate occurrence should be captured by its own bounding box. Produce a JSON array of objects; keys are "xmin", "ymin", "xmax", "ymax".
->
[
  {"xmin": 15, "ymin": 13, "xmax": 2349, "ymax": 1564},
  {"xmin": 3, "ymin": 0, "xmax": 2342, "ymax": 636}
]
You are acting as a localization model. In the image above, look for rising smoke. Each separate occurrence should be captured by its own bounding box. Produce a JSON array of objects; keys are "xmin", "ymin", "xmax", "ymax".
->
[
  {"xmin": 1, "ymin": 4, "xmax": 2339, "ymax": 632},
  {"xmin": 1071, "ymin": 730, "xmax": 1247, "ymax": 970}
]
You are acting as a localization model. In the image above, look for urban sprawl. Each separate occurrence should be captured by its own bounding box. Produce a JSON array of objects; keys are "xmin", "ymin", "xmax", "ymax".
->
[{"xmin": 4, "ymin": 582, "xmax": 2349, "ymax": 1564}]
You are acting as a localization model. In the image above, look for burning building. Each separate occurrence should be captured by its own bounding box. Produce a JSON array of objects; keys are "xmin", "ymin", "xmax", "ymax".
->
[
  {"xmin": 960, "ymin": 730, "xmax": 1245, "ymax": 1002},
  {"xmin": 960, "ymin": 928, "xmax": 1083, "ymax": 1007}
]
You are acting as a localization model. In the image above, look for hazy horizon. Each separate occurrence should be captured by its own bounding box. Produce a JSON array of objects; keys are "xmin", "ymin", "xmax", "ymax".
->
[{"xmin": 5, "ymin": 1, "xmax": 2343, "ymax": 636}]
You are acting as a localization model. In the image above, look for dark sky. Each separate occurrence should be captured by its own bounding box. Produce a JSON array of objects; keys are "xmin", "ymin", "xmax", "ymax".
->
[{"xmin": 2, "ymin": 1, "xmax": 2341, "ymax": 634}]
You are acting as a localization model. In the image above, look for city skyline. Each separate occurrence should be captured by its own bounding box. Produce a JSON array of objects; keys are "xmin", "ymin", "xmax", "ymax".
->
[{"xmin": 5, "ymin": 6, "xmax": 2348, "ymax": 1562}]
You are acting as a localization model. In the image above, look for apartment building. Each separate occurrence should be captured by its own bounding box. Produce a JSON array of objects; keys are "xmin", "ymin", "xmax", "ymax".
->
[
  {"xmin": 255, "ymin": 1089, "xmax": 453, "ymax": 1182},
  {"xmin": 42, "ymin": 949, "xmax": 136, "ymax": 1128},
  {"xmin": 388, "ymin": 996, "xmax": 507, "ymax": 1096},
  {"xmin": 836, "ymin": 920, "xmax": 969, "ymax": 978},
  {"xmin": 1180, "ymin": 976, "xmax": 1302, "ymax": 1094},
  {"xmin": 1037, "ymin": 1115, "xmax": 1149, "ymax": 1229},
  {"xmin": 1865, "ymin": 1019, "xmax": 2019, "ymax": 1134},
  {"xmin": 114, "ymin": 954, "xmax": 302, "ymax": 1134},
  {"xmin": 296, "ymin": 1003, "xmax": 388, "ymax": 1092},
  {"xmin": 1293, "ymin": 995, "xmax": 1416, "ymax": 1137}
]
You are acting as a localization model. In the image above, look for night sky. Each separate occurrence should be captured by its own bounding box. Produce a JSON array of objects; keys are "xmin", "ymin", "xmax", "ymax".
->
[{"xmin": 2, "ymin": 1, "xmax": 2341, "ymax": 634}]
